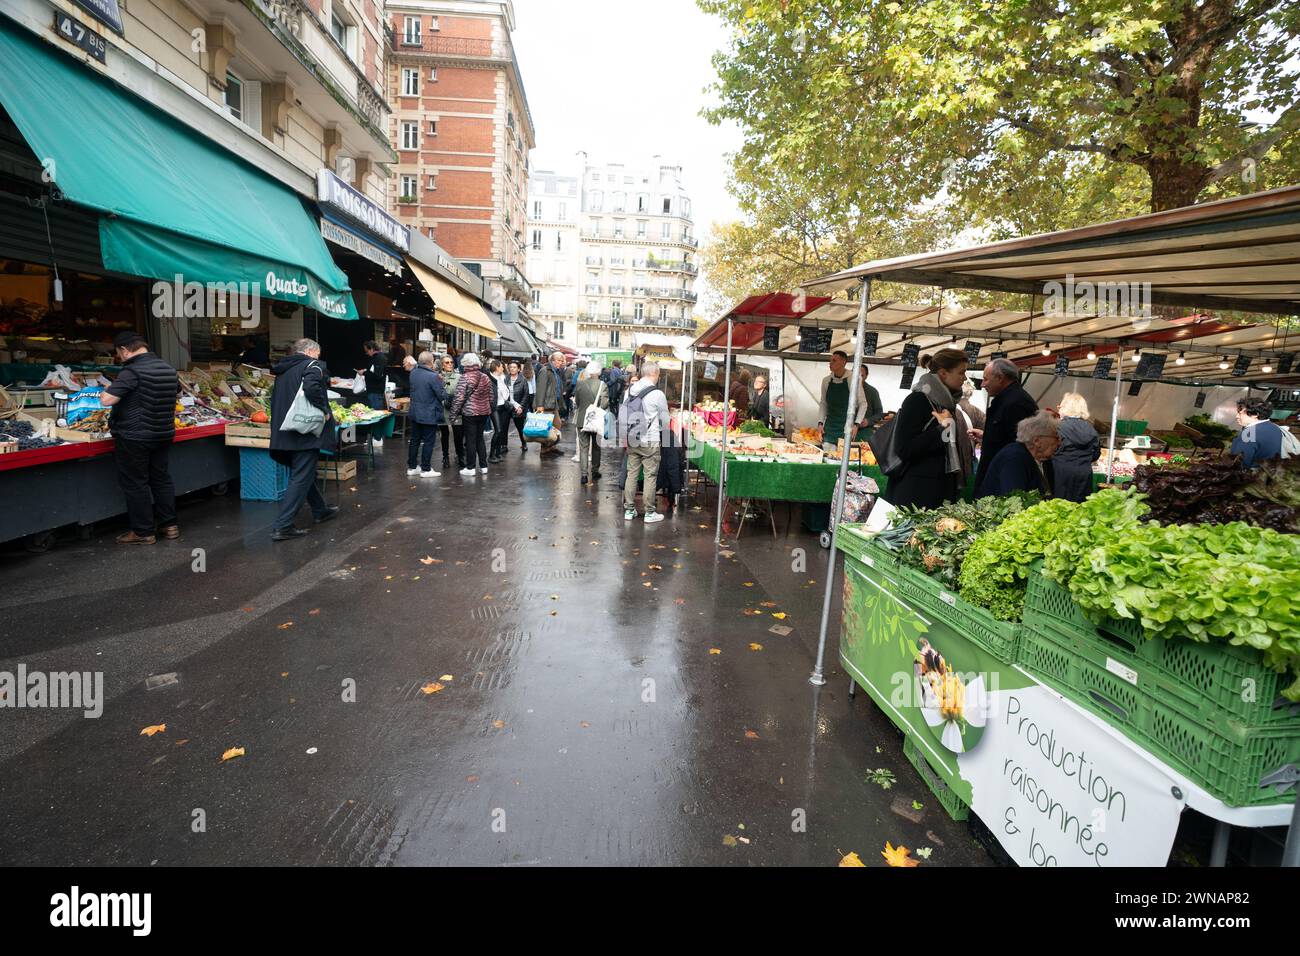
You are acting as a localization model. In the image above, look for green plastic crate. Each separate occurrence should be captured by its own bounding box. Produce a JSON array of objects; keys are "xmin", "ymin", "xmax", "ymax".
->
[
  {"xmin": 1116, "ymin": 419, "xmax": 1148, "ymax": 436},
  {"xmin": 889, "ymin": 563, "xmax": 1021, "ymax": 664},
  {"xmin": 1018, "ymin": 624, "xmax": 1300, "ymax": 807},
  {"xmin": 1024, "ymin": 571, "xmax": 1300, "ymax": 729},
  {"xmin": 835, "ymin": 528, "xmax": 899, "ymax": 569},
  {"xmin": 903, "ymin": 737, "xmax": 969, "ymax": 821}
]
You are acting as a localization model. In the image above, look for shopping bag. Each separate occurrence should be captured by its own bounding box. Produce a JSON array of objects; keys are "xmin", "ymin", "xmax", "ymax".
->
[
  {"xmin": 352, "ymin": 374, "xmax": 366, "ymax": 395},
  {"xmin": 280, "ymin": 362, "xmax": 327, "ymax": 437},
  {"xmin": 523, "ymin": 411, "xmax": 553, "ymax": 440}
]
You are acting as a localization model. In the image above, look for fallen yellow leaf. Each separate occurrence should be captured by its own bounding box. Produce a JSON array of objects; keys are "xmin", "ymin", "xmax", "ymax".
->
[
  {"xmin": 439, "ymin": 674, "xmax": 454, "ymax": 682},
  {"xmin": 421, "ymin": 682, "xmax": 445, "ymax": 695},
  {"xmin": 744, "ymin": 729, "xmax": 760, "ymax": 739},
  {"xmin": 308, "ymin": 608, "xmax": 321, "ymax": 615},
  {"xmin": 722, "ymin": 834, "xmax": 738, "ymax": 847},
  {"xmin": 280, "ymin": 672, "xmax": 288, "ymax": 678},
  {"xmin": 139, "ymin": 724, "xmax": 166, "ymax": 737},
  {"xmin": 221, "ymin": 747, "xmax": 245, "ymax": 762},
  {"xmin": 709, "ymin": 648, "xmax": 722, "ymax": 655},
  {"xmin": 882, "ymin": 842, "xmax": 920, "ymax": 867},
  {"xmin": 760, "ymin": 601, "xmax": 776, "ymax": 608},
  {"xmin": 749, "ymin": 643, "xmax": 763, "ymax": 651},
  {"xmin": 743, "ymin": 582, "xmax": 754, "ymax": 587},
  {"xmin": 839, "ymin": 851, "xmax": 866, "ymax": 867},
  {"xmin": 642, "ymin": 581, "xmax": 653, "ymax": 588},
  {"xmin": 420, "ymin": 556, "xmax": 435, "ymax": 565},
  {"xmin": 278, "ymin": 621, "xmax": 294, "ymax": 630},
  {"xmin": 771, "ymin": 612, "xmax": 788, "ymax": 620},
  {"xmin": 492, "ymin": 719, "xmax": 506, "ymax": 730}
]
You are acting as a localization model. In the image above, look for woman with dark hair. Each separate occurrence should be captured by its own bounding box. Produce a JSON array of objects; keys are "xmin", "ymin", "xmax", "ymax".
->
[
  {"xmin": 883, "ymin": 347, "xmax": 971, "ymax": 509},
  {"xmin": 488, "ymin": 360, "xmax": 516, "ymax": 464}
]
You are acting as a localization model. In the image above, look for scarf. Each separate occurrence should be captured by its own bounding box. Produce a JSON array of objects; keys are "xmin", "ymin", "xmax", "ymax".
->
[{"xmin": 912, "ymin": 372, "xmax": 965, "ymax": 477}]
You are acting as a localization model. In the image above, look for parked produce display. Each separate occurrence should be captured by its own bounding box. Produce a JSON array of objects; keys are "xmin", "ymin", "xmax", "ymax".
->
[
  {"xmin": 1133, "ymin": 457, "xmax": 1300, "ymax": 532},
  {"xmin": 876, "ymin": 494, "xmax": 1038, "ymax": 584},
  {"xmin": 1183, "ymin": 413, "xmax": 1235, "ymax": 441}
]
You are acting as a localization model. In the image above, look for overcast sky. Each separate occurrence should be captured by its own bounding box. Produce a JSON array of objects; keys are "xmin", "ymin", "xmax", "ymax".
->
[{"xmin": 512, "ymin": 0, "xmax": 743, "ymax": 277}]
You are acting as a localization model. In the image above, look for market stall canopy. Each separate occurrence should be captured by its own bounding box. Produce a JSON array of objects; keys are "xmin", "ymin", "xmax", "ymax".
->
[
  {"xmin": 693, "ymin": 292, "xmax": 834, "ymax": 350},
  {"xmin": 801, "ymin": 184, "xmax": 1300, "ymax": 385},
  {"xmin": 545, "ymin": 339, "xmax": 579, "ymax": 357},
  {"xmin": 0, "ymin": 19, "xmax": 357, "ymax": 319},
  {"xmin": 406, "ymin": 258, "xmax": 496, "ymax": 338}
]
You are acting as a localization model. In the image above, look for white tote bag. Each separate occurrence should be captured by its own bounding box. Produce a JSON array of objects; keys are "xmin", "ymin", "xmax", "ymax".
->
[
  {"xmin": 581, "ymin": 383, "xmax": 606, "ymax": 434},
  {"xmin": 280, "ymin": 362, "xmax": 327, "ymax": 437}
]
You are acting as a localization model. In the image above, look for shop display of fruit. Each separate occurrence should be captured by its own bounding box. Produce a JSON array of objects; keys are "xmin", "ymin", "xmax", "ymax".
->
[
  {"xmin": 0, "ymin": 419, "xmax": 63, "ymax": 450},
  {"xmin": 793, "ymin": 426, "xmax": 823, "ymax": 444}
]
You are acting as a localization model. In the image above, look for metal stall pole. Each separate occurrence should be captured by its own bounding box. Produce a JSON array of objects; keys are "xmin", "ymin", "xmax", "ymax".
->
[
  {"xmin": 680, "ymin": 354, "xmax": 693, "ymax": 509},
  {"xmin": 1105, "ymin": 347, "xmax": 1125, "ymax": 482},
  {"xmin": 810, "ymin": 279, "xmax": 872, "ymax": 686},
  {"xmin": 714, "ymin": 319, "xmax": 735, "ymax": 545}
]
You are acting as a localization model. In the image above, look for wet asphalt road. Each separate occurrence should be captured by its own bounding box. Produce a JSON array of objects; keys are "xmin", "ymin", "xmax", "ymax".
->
[{"xmin": 0, "ymin": 424, "xmax": 994, "ymax": 866}]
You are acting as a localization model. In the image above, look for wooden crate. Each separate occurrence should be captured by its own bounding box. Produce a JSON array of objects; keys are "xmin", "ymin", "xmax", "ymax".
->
[
  {"xmin": 224, "ymin": 423, "xmax": 270, "ymax": 449},
  {"xmin": 54, "ymin": 426, "xmax": 110, "ymax": 443},
  {"xmin": 318, "ymin": 459, "xmax": 358, "ymax": 481}
]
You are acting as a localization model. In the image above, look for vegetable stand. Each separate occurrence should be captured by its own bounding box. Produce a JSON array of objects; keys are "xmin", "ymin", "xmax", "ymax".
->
[{"xmin": 0, "ymin": 423, "xmax": 237, "ymax": 549}]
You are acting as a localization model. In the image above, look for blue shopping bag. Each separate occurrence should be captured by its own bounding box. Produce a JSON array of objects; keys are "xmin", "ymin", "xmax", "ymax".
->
[{"xmin": 523, "ymin": 411, "xmax": 553, "ymax": 439}]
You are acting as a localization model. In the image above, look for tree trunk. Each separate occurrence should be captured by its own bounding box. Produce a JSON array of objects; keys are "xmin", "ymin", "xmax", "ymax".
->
[{"xmin": 1146, "ymin": 157, "xmax": 1211, "ymax": 212}]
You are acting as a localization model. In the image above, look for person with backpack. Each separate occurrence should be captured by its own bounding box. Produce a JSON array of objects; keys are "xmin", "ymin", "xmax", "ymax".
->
[
  {"xmin": 1231, "ymin": 398, "xmax": 1295, "ymax": 467},
  {"xmin": 620, "ymin": 361, "xmax": 670, "ymax": 523},
  {"xmin": 450, "ymin": 353, "xmax": 495, "ymax": 477}
]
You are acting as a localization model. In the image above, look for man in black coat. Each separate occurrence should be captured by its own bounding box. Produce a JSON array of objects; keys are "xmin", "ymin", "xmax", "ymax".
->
[
  {"xmin": 269, "ymin": 338, "xmax": 339, "ymax": 541},
  {"xmin": 100, "ymin": 332, "xmax": 180, "ymax": 545},
  {"xmin": 405, "ymin": 351, "xmax": 447, "ymax": 477},
  {"xmin": 973, "ymin": 357, "xmax": 1039, "ymax": 495}
]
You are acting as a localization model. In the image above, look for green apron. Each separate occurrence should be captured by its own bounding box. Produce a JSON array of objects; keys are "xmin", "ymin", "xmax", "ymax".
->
[{"xmin": 824, "ymin": 377, "xmax": 849, "ymax": 445}]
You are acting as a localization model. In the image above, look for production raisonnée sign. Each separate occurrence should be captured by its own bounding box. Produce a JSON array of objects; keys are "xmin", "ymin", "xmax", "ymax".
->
[{"xmin": 839, "ymin": 551, "xmax": 1183, "ymax": 867}]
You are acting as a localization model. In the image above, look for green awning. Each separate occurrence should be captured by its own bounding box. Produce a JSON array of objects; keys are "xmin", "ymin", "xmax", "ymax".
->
[{"xmin": 0, "ymin": 18, "xmax": 357, "ymax": 319}]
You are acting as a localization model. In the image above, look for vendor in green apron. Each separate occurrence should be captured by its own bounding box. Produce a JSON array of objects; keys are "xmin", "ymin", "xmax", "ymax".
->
[{"xmin": 818, "ymin": 350, "xmax": 869, "ymax": 446}]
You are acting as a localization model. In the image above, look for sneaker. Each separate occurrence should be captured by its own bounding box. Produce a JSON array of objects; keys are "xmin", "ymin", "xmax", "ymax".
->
[
  {"xmin": 420, "ymin": 469, "xmax": 440, "ymax": 478},
  {"xmin": 624, "ymin": 509, "xmax": 637, "ymax": 521},
  {"xmin": 373, "ymin": 439, "xmax": 383, "ymax": 448},
  {"xmin": 571, "ymin": 454, "xmax": 581, "ymax": 462},
  {"xmin": 459, "ymin": 468, "xmax": 476, "ymax": 477},
  {"xmin": 479, "ymin": 467, "xmax": 488, "ymax": 475},
  {"xmin": 406, "ymin": 467, "xmax": 421, "ymax": 476},
  {"xmin": 644, "ymin": 512, "xmax": 665, "ymax": 524},
  {"xmin": 580, "ymin": 475, "xmax": 588, "ymax": 485}
]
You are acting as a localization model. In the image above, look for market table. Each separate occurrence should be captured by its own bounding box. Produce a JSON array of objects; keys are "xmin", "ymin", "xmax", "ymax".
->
[
  {"xmin": 0, "ymin": 423, "xmax": 237, "ymax": 548},
  {"xmin": 693, "ymin": 440, "xmax": 885, "ymax": 501}
]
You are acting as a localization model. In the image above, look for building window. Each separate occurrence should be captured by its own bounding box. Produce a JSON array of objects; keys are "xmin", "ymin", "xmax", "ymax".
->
[
  {"xmin": 399, "ymin": 175, "xmax": 418, "ymax": 201},
  {"xmin": 403, "ymin": 16, "xmax": 421, "ymax": 45},
  {"xmin": 663, "ymin": 197, "xmax": 672, "ymax": 215},
  {"xmin": 532, "ymin": 289, "xmax": 541, "ymax": 306},
  {"xmin": 429, "ymin": 67, "xmax": 438, "ymax": 81},
  {"xmin": 613, "ymin": 192, "xmax": 626, "ymax": 212},
  {"xmin": 661, "ymin": 222, "xmax": 672, "ymax": 239},
  {"xmin": 401, "ymin": 121, "xmax": 419, "ymax": 150},
  {"xmin": 612, "ymin": 301, "xmax": 622, "ymax": 318},
  {"xmin": 557, "ymin": 202, "xmax": 566, "ymax": 221},
  {"xmin": 402, "ymin": 68, "xmax": 419, "ymax": 97},
  {"xmin": 428, "ymin": 119, "xmax": 438, "ymax": 136},
  {"xmin": 610, "ymin": 330, "xmax": 621, "ymax": 346},
  {"xmin": 533, "ymin": 200, "xmax": 542, "ymax": 218},
  {"xmin": 613, "ymin": 220, "xmax": 624, "ymax": 238},
  {"xmin": 588, "ymin": 218, "xmax": 600, "ymax": 237},
  {"xmin": 555, "ymin": 232, "xmax": 563, "ymax": 252},
  {"xmin": 553, "ymin": 321, "xmax": 564, "ymax": 338},
  {"xmin": 634, "ymin": 302, "xmax": 644, "ymax": 321},
  {"xmin": 636, "ymin": 221, "xmax": 647, "ymax": 238},
  {"xmin": 531, "ymin": 229, "xmax": 542, "ymax": 250},
  {"xmin": 224, "ymin": 71, "xmax": 242, "ymax": 121},
  {"xmin": 430, "ymin": 16, "xmax": 440, "ymax": 31},
  {"xmin": 659, "ymin": 304, "xmax": 668, "ymax": 320}
]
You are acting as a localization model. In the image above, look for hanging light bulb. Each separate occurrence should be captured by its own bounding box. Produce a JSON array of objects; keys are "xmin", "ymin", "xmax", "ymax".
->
[
  {"xmin": 1175, "ymin": 351, "xmax": 1186, "ymax": 366},
  {"xmin": 1041, "ymin": 343, "xmax": 1052, "ymax": 356},
  {"xmin": 1086, "ymin": 349, "xmax": 1097, "ymax": 361},
  {"xmin": 1219, "ymin": 356, "xmax": 1230, "ymax": 370},
  {"xmin": 1262, "ymin": 358, "xmax": 1274, "ymax": 374},
  {"xmin": 1131, "ymin": 350, "xmax": 1141, "ymax": 362}
]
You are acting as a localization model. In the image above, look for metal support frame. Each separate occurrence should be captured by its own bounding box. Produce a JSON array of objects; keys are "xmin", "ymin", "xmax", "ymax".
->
[
  {"xmin": 810, "ymin": 279, "xmax": 872, "ymax": 686},
  {"xmin": 1105, "ymin": 347, "xmax": 1124, "ymax": 482},
  {"xmin": 714, "ymin": 318, "xmax": 734, "ymax": 545}
]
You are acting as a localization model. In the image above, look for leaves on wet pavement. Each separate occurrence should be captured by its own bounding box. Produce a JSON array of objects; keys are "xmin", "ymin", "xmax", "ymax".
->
[
  {"xmin": 882, "ymin": 842, "xmax": 920, "ymax": 867},
  {"xmin": 744, "ymin": 729, "xmax": 760, "ymax": 740},
  {"xmin": 221, "ymin": 747, "xmax": 245, "ymax": 762},
  {"xmin": 708, "ymin": 648, "xmax": 721, "ymax": 655},
  {"xmin": 421, "ymin": 682, "xmax": 446, "ymax": 695},
  {"xmin": 277, "ymin": 622, "xmax": 294, "ymax": 630},
  {"xmin": 139, "ymin": 724, "xmax": 166, "ymax": 737},
  {"xmin": 838, "ymin": 851, "xmax": 866, "ymax": 867},
  {"xmin": 866, "ymin": 768, "xmax": 896, "ymax": 789},
  {"xmin": 748, "ymin": 643, "xmax": 763, "ymax": 651}
]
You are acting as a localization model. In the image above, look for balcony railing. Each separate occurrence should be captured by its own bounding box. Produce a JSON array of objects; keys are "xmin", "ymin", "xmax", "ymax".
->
[
  {"xmin": 584, "ymin": 256, "xmax": 603, "ymax": 265},
  {"xmin": 390, "ymin": 32, "xmax": 495, "ymax": 57},
  {"xmin": 583, "ymin": 229, "xmax": 698, "ymax": 248},
  {"xmin": 584, "ymin": 285, "xmax": 602, "ymax": 294},
  {"xmin": 646, "ymin": 258, "xmax": 698, "ymax": 275},
  {"xmin": 646, "ymin": 289, "xmax": 698, "ymax": 303},
  {"xmin": 577, "ymin": 315, "xmax": 695, "ymax": 330}
]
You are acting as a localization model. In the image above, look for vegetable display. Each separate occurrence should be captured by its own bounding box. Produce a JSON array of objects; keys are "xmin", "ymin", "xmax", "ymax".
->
[
  {"xmin": 881, "ymin": 495, "xmax": 1037, "ymax": 584},
  {"xmin": 737, "ymin": 419, "xmax": 777, "ymax": 437},
  {"xmin": 1133, "ymin": 457, "xmax": 1300, "ymax": 533},
  {"xmin": 1182, "ymin": 414, "xmax": 1234, "ymax": 441}
]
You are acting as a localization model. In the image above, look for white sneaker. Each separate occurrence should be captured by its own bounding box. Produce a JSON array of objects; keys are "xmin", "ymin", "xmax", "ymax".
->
[
  {"xmin": 421, "ymin": 469, "xmax": 440, "ymax": 478},
  {"xmin": 571, "ymin": 454, "xmax": 581, "ymax": 462},
  {"xmin": 479, "ymin": 467, "xmax": 488, "ymax": 475},
  {"xmin": 373, "ymin": 439, "xmax": 383, "ymax": 448},
  {"xmin": 459, "ymin": 468, "xmax": 475, "ymax": 477},
  {"xmin": 406, "ymin": 467, "xmax": 420, "ymax": 477},
  {"xmin": 644, "ymin": 512, "xmax": 664, "ymax": 524}
]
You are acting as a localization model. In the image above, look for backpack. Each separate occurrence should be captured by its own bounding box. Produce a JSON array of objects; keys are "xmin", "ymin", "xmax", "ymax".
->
[
  {"xmin": 619, "ymin": 385, "xmax": 662, "ymax": 448},
  {"xmin": 1281, "ymin": 425, "xmax": 1300, "ymax": 459}
]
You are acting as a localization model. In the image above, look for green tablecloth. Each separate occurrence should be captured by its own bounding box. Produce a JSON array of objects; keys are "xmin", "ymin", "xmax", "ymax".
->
[{"xmin": 694, "ymin": 441, "xmax": 887, "ymax": 503}]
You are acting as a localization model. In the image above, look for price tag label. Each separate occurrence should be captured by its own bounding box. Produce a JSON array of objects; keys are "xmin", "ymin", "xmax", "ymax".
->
[
  {"xmin": 220, "ymin": 397, "xmax": 231, "ymax": 405},
  {"xmin": 1106, "ymin": 657, "xmax": 1139, "ymax": 686},
  {"xmin": 863, "ymin": 555, "xmax": 875, "ymax": 568},
  {"xmin": 250, "ymin": 369, "xmax": 263, "ymax": 378},
  {"xmin": 939, "ymin": 591, "xmax": 957, "ymax": 607},
  {"xmin": 179, "ymin": 396, "xmax": 196, "ymax": 406},
  {"xmin": 231, "ymin": 384, "xmax": 243, "ymax": 393}
]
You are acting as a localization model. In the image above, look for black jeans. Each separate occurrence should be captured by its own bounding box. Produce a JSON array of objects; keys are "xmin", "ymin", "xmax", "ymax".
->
[
  {"xmin": 512, "ymin": 413, "xmax": 527, "ymax": 448},
  {"xmin": 407, "ymin": 422, "xmax": 440, "ymax": 471},
  {"xmin": 491, "ymin": 407, "xmax": 511, "ymax": 457},
  {"xmin": 462, "ymin": 414, "xmax": 489, "ymax": 470},
  {"xmin": 114, "ymin": 438, "xmax": 177, "ymax": 535},
  {"xmin": 274, "ymin": 449, "xmax": 328, "ymax": 531}
]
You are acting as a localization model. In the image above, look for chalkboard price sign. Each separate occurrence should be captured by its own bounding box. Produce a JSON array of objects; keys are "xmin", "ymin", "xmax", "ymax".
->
[
  {"xmin": 762, "ymin": 326, "xmax": 780, "ymax": 350},
  {"xmin": 863, "ymin": 331, "xmax": 879, "ymax": 356},
  {"xmin": 1128, "ymin": 380, "xmax": 1143, "ymax": 396},
  {"xmin": 900, "ymin": 342, "xmax": 921, "ymax": 368},
  {"xmin": 1232, "ymin": 354, "xmax": 1251, "ymax": 377},
  {"xmin": 1092, "ymin": 357, "xmax": 1113, "ymax": 379},
  {"xmin": 1194, "ymin": 391, "xmax": 1207, "ymax": 409},
  {"xmin": 1054, "ymin": 355, "xmax": 1070, "ymax": 377},
  {"xmin": 964, "ymin": 341, "xmax": 983, "ymax": 366},
  {"xmin": 898, "ymin": 365, "xmax": 917, "ymax": 390},
  {"xmin": 798, "ymin": 327, "xmax": 834, "ymax": 354}
]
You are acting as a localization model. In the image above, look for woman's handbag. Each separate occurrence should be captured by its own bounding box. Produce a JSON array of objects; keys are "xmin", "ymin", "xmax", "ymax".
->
[
  {"xmin": 581, "ymin": 383, "xmax": 606, "ymax": 434},
  {"xmin": 523, "ymin": 411, "xmax": 553, "ymax": 441},
  {"xmin": 281, "ymin": 362, "xmax": 327, "ymax": 437}
]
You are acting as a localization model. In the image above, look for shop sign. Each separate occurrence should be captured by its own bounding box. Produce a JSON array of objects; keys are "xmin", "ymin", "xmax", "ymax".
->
[
  {"xmin": 320, "ymin": 219, "xmax": 402, "ymax": 274},
  {"xmin": 316, "ymin": 169, "xmax": 410, "ymax": 253},
  {"xmin": 437, "ymin": 253, "xmax": 474, "ymax": 287},
  {"xmin": 70, "ymin": 0, "xmax": 123, "ymax": 34},
  {"xmin": 54, "ymin": 12, "xmax": 108, "ymax": 62}
]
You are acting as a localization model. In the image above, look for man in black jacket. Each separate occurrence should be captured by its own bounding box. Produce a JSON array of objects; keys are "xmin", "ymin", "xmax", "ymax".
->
[
  {"xmin": 100, "ymin": 332, "xmax": 180, "ymax": 545},
  {"xmin": 269, "ymin": 338, "xmax": 339, "ymax": 541},
  {"xmin": 973, "ymin": 357, "xmax": 1039, "ymax": 495}
]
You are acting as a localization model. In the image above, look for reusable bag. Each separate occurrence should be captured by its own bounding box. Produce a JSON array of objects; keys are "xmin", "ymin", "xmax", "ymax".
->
[
  {"xmin": 581, "ymin": 383, "xmax": 607, "ymax": 434},
  {"xmin": 280, "ymin": 362, "xmax": 327, "ymax": 437},
  {"xmin": 523, "ymin": 411, "xmax": 554, "ymax": 440}
]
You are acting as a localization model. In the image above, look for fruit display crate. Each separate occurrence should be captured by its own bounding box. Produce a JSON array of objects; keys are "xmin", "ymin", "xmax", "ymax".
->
[
  {"xmin": 902, "ymin": 737, "xmax": 969, "ymax": 821},
  {"xmin": 1018, "ymin": 623, "xmax": 1300, "ymax": 807},
  {"xmin": 1024, "ymin": 571, "xmax": 1300, "ymax": 730},
  {"xmin": 889, "ymin": 562, "xmax": 1021, "ymax": 664},
  {"xmin": 238, "ymin": 447, "xmax": 289, "ymax": 502}
]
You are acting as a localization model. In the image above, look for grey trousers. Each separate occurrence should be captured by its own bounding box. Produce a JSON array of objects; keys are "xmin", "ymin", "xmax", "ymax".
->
[{"xmin": 623, "ymin": 444, "xmax": 661, "ymax": 513}]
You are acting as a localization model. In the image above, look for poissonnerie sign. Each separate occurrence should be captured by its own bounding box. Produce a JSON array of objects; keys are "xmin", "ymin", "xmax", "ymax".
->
[{"xmin": 316, "ymin": 168, "xmax": 410, "ymax": 253}]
